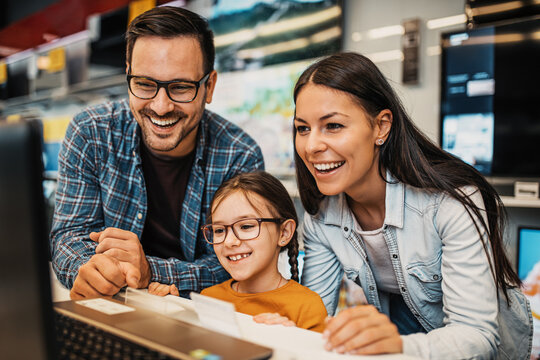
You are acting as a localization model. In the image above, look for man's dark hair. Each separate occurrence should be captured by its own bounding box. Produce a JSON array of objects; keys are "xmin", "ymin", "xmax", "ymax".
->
[{"xmin": 125, "ymin": 6, "xmax": 215, "ymax": 74}]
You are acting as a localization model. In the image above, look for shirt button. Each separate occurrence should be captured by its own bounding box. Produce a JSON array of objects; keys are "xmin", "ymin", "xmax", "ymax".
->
[
  {"xmin": 433, "ymin": 274, "xmax": 439, "ymax": 280},
  {"xmin": 401, "ymin": 287, "xmax": 406, "ymax": 292},
  {"xmin": 137, "ymin": 213, "xmax": 143, "ymax": 220},
  {"xmin": 344, "ymin": 227, "xmax": 349, "ymax": 232},
  {"xmin": 369, "ymin": 286, "xmax": 375, "ymax": 291},
  {"xmin": 392, "ymin": 254, "xmax": 398, "ymax": 259}
]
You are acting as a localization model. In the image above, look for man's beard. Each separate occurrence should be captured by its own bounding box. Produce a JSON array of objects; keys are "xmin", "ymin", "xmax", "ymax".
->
[{"xmin": 139, "ymin": 107, "xmax": 198, "ymax": 153}]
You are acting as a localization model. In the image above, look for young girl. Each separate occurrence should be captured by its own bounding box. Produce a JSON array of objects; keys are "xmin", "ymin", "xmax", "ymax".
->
[{"xmin": 149, "ymin": 171, "xmax": 327, "ymax": 332}]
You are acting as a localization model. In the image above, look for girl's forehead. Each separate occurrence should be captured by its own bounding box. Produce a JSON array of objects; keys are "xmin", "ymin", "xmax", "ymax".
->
[{"xmin": 212, "ymin": 190, "xmax": 272, "ymax": 215}]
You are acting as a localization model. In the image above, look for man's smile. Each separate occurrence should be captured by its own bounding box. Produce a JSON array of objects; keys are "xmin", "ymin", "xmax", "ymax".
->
[{"xmin": 149, "ymin": 116, "xmax": 180, "ymax": 128}]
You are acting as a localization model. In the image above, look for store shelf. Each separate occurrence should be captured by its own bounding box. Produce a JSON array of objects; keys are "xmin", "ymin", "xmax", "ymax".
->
[
  {"xmin": 0, "ymin": 73, "xmax": 126, "ymax": 113},
  {"xmin": 500, "ymin": 196, "xmax": 540, "ymax": 208}
]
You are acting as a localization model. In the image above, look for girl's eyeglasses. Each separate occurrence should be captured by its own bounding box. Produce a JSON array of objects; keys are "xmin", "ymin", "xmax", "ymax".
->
[{"xmin": 201, "ymin": 218, "xmax": 284, "ymax": 245}]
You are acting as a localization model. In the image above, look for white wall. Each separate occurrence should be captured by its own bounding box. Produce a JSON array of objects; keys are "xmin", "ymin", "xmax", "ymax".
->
[{"xmin": 342, "ymin": 0, "xmax": 466, "ymax": 142}]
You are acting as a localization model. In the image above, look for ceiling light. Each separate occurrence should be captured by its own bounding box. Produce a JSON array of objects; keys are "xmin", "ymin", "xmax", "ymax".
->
[
  {"xmin": 366, "ymin": 50, "xmax": 404, "ymax": 63},
  {"xmin": 367, "ymin": 25, "xmax": 404, "ymax": 39},
  {"xmin": 426, "ymin": 14, "xmax": 467, "ymax": 29},
  {"xmin": 351, "ymin": 32, "xmax": 362, "ymax": 42}
]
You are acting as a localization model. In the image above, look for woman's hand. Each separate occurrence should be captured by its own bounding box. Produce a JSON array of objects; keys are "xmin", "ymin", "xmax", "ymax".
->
[
  {"xmin": 148, "ymin": 282, "xmax": 179, "ymax": 296},
  {"xmin": 323, "ymin": 305, "xmax": 402, "ymax": 355},
  {"xmin": 253, "ymin": 313, "xmax": 296, "ymax": 327}
]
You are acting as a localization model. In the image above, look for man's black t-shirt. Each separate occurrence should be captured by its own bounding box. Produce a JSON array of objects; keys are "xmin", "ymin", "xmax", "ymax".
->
[{"xmin": 139, "ymin": 141, "xmax": 195, "ymax": 260}]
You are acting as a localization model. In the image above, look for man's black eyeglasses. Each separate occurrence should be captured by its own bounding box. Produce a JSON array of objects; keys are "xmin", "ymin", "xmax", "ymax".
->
[{"xmin": 126, "ymin": 72, "xmax": 210, "ymax": 103}]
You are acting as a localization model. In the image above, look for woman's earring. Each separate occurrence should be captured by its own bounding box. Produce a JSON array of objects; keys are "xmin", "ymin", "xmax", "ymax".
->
[{"xmin": 376, "ymin": 138, "xmax": 385, "ymax": 146}]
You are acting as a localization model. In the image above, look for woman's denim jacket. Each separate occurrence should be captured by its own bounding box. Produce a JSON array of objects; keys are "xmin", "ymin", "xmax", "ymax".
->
[{"xmin": 301, "ymin": 179, "xmax": 532, "ymax": 359}]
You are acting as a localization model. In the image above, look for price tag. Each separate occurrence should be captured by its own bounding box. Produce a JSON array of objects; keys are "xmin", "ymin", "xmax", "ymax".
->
[
  {"xmin": 0, "ymin": 61, "xmax": 6, "ymax": 84},
  {"xmin": 6, "ymin": 114, "xmax": 21, "ymax": 123},
  {"xmin": 48, "ymin": 47, "xmax": 65, "ymax": 73},
  {"xmin": 190, "ymin": 292, "xmax": 242, "ymax": 337},
  {"xmin": 129, "ymin": 0, "xmax": 156, "ymax": 25},
  {"xmin": 42, "ymin": 116, "xmax": 71, "ymax": 142},
  {"xmin": 76, "ymin": 298, "xmax": 135, "ymax": 315}
]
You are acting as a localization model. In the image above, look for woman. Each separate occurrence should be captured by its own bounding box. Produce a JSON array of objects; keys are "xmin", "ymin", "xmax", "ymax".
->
[{"xmin": 293, "ymin": 52, "xmax": 532, "ymax": 359}]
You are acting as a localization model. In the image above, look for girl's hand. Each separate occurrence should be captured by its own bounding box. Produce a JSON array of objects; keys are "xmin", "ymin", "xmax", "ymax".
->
[
  {"xmin": 323, "ymin": 305, "xmax": 402, "ymax": 355},
  {"xmin": 148, "ymin": 282, "xmax": 180, "ymax": 296},
  {"xmin": 253, "ymin": 313, "xmax": 296, "ymax": 327}
]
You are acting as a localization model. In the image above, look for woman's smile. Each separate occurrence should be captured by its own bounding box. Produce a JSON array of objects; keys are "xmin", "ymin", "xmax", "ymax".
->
[{"xmin": 312, "ymin": 161, "xmax": 345, "ymax": 173}]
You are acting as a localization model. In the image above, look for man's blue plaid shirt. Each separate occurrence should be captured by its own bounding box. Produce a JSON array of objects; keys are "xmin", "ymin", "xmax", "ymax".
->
[{"xmin": 50, "ymin": 99, "xmax": 264, "ymax": 295}]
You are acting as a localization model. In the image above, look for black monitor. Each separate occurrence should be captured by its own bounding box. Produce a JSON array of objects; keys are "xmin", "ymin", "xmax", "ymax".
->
[
  {"xmin": 6, "ymin": 55, "xmax": 31, "ymax": 99},
  {"xmin": 0, "ymin": 120, "xmax": 57, "ymax": 359},
  {"xmin": 440, "ymin": 16, "xmax": 540, "ymax": 178}
]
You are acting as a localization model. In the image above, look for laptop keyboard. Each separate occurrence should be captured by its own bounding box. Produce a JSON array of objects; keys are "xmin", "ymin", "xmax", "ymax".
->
[{"xmin": 54, "ymin": 312, "xmax": 174, "ymax": 359}]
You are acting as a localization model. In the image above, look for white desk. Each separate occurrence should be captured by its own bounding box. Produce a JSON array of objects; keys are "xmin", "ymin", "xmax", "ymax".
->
[
  {"xmin": 156, "ymin": 295, "xmax": 419, "ymax": 360},
  {"xmin": 49, "ymin": 268, "xmax": 417, "ymax": 360}
]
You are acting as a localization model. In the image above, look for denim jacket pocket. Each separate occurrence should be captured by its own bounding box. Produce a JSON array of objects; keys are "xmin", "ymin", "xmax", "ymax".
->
[
  {"xmin": 343, "ymin": 268, "xmax": 360, "ymax": 283},
  {"xmin": 406, "ymin": 254, "xmax": 443, "ymax": 303},
  {"xmin": 495, "ymin": 287, "xmax": 533, "ymax": 360}
]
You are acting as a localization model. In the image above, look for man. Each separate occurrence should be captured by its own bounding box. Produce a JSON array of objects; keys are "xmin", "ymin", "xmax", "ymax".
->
[{"xmin": 50, "ymin": 6, "xmax": 264, "ymax": 299}]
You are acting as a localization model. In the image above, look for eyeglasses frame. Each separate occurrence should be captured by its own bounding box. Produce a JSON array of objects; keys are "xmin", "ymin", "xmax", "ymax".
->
[
  {"xmin": 201, "ymin": 217, "xmax": 284, "ymax": 245},
  {"xmin": 126, "ymin": 70, "xmax": 210, "ymax": 103}
]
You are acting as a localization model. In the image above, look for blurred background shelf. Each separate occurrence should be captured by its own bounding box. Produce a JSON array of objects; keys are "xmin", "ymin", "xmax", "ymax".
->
[
  {"xmin": 0, "ymin": 73, "xmax": 126, "ymax": 113},
  {"xmin": 501, "ymin": 196, "xmax": 540, "ymax": 209}
]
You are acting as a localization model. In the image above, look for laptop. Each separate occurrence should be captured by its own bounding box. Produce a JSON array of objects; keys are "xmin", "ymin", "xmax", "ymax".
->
[{"xmin": 0, "ymin": 120, "xmax": 273, "ymax": 360}]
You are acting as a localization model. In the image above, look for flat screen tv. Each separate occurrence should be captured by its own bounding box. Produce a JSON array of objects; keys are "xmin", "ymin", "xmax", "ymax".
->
[
  {"xmin": 440, "ymin": 16, "xmax": 540, "ymax": 178},
  {"xmin": 208, "ymin": 0, "xmax": 343, "ymax": 72}
]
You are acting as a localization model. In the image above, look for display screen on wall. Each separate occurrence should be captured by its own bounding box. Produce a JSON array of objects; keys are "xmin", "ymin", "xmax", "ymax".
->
[
  {"xmin": 209, "ymin": 59, "xmax": 313, "ymax": 174},
  {"xmin": 440, "ymin": 17, "xmax": 540, "ymax": 178},
  {"xmin": 207, "ymin": 0, "xmax": 342, "ymax": 174},
  {"xmin": 209, "ymin": 0, "xmax": 342, "ymax": 72}
]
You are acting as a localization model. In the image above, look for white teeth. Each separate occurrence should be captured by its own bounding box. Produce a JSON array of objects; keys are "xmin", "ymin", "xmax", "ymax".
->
[
  {"xmin": 228, "ymin": 253, "xmax": 251, "ymax": 261},
  {"xmin": 313, "ymin": 161, "xmax": 344, "ymax": 171},
  {"xmin": 150, "ymin": 117, "xmax": 178, "ymax": 127}
]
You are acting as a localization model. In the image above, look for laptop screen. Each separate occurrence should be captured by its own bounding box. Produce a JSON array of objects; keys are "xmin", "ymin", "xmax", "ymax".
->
[{"xmin": 0, "ymin": 120, "xmax": 56, "ymax": 359}]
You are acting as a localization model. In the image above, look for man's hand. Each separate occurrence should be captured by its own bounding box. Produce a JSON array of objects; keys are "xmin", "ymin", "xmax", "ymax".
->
[
  {"xmin": 70, "ymin": 254, "xmax": 140, "ymax": 300},
  {"xmin": 90, "ymin": 228, "xmax": 151, "ymax": 288},
  {"xmin": 323, "ymin": 305, "xmax": 402, "ymax": 355}
]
